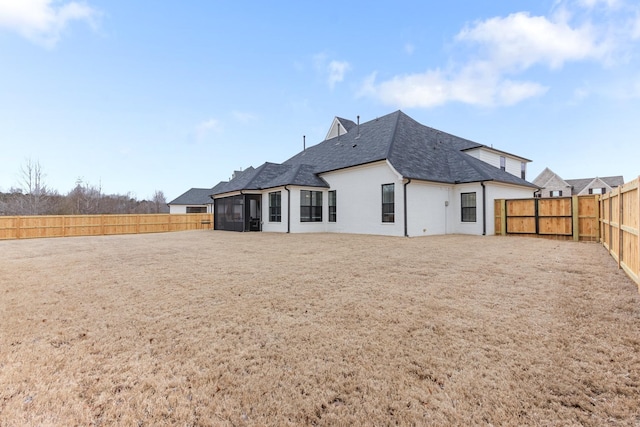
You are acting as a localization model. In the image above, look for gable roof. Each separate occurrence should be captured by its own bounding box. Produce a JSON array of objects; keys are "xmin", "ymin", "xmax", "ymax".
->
[
  {"xmin": 532, "ymin": 167, "xmax": 570, "ymax": 189},
  {"xmin": 212, "ymin": 110, "xmax": 536, "ymax": 196},
  {"xmin": 168, "ymin": 187, "xmax": 216, "ymax": 205},
  {"xmin": 533, "ymin": 167, "xmax": 624, "ymax": 195},
  {"xmin": 565, "ymin": 176, "xmax": 624, "ymax": 193}
]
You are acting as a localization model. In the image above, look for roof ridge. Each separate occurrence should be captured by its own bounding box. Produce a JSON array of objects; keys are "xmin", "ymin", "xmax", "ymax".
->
[{"xmin": 384, "ymin": 110, "xmax": 403, "ymax": 161}]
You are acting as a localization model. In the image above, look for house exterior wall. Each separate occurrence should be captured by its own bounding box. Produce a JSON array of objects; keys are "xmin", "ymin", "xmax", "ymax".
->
[
  {"xmin": 261, "ymin": 187, "xmax": 289, "ymax": 233},
  {"xmin": 537, "ymin": 174, "xmax": 572, "ymax": 197},
  {"xmin": 316, "ymin": 161, "xmax": 404, "ymax": 236},
  {"xmin": 406, "ymin": 182, "xmax": 453, "ymax": 236},
  {"xmin": 576, "ymin": 178, "xmax": 611, "ymax": 195},
  {"xmin": 464, "ymin": 148, "xmax": 526, "ymax": 179},
  {"xmin": 215, "ymin": 163, "xmax": 535, "ymax": 237},
  {"xmin": 168, "ymin": 204, "xmax": 212, "ymax": 214}
]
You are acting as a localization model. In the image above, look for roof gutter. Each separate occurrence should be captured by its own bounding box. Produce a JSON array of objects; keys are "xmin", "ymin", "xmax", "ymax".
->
[
  {"xmin": 285, "ymin": 185, "xmax": 291, "ymax": 233},
  {"xmin": 404, "ymin": 178, "xmax": 411, "ymax": 237}
]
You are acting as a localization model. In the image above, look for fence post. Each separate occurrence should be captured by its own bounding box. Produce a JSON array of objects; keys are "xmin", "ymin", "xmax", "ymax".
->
[
  {"xmin": 572, "ymin": 196, "xmax": 579, "ymax": 241},
  {"xmin": 16, "ymin": 216, "xmax": 21, "ymax": 239},
  {"xmin": 500, "ymin": 199, "xmax": 507, "ymax": 236},
  {"xmin": 595, "ymin": 195, "xmax": 600, "ymax": 243},
  {"xmin": 618, "ymin": 186, "xmax": 623, "ymax": 269}
]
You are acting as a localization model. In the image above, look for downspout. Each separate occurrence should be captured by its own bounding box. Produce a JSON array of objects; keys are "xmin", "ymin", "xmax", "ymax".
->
[
  {"xmin": 481, "ymin": 182, "xmax": 487, "ymax": 236},
  {"xmin": 285, "ymin": 186, "xmax": 291, "ymax": 233},
  {"xmin": 404, "ymin": 178, "xmax": 411, "ymax": 237}
]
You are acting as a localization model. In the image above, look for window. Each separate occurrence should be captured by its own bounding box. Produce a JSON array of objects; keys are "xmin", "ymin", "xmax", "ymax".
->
[
  {"xmin": 588, "ymin": 188, "xmax": 606, "ymax": 195},
  {"xmin": 328, "ymin": 190, "xmax": 336, "ymax": 222},
  {"xmin": 521, "ymin": 162, "xmax": 526, "ymax": 180},
  {"xmin": 300, "ymin": 190, "xmax": 322, "ymax": 222},
  {"xmin": 500, "ymin": 156, "xmax": 506, "ymax": 171},
  {"xmin": 382, "ymin": 184, "xmax": 395, "ymax": 223},
  {"xmin": 186, "ymin": 206, "xmax": 207, "ymax": 213},
  {"xmin": 550, "ymin": 190, "xmax": 563, "ymax": 197},
  {"xmin": 461, "ymin": 192, "xmax": 476, "ymax": 222},
  {"xmin": 269, "ymin": 191, "xmax": 281, "ymax": 222}
]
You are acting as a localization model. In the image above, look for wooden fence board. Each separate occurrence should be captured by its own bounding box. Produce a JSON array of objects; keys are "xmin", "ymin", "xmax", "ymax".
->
[
  {"xmin": 0, "ymin": 213, "xmax": 213, "ymax": 240},
  {"xmin": 496, "ymin": 196, "xmax": 598, "ymax": 241},
  {"xmin": 599, "ymin": 177, "xmax": 640, "ymax": 290}
]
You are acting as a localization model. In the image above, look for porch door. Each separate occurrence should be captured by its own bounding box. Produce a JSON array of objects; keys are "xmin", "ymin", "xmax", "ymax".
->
[{"xmin": 245, "ymin": 195, "xmax": 262, "ymax": 231}]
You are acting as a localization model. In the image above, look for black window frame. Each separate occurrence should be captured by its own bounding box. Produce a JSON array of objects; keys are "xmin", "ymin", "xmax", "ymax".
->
[
  {"xmin": 328, "ymin": 190, "xmax": 336, "ymax": 222},
  {"xmin": 500, "ymin": 156, "xmax": 506, "ymax": 171},
  {"xmin": 382, "ymin": 183, "xmax": 395, "ymax": 223},
  {"xmin": 300, "ymin": 190, "xmax": 323, "ymax": 222},
  {"xmin": 269, "ymin": 191, "xmax": 281, "ymax": 222},
  {"xmin": 461, "ymin": 192, "xmax": 477, "ymax": 222}
]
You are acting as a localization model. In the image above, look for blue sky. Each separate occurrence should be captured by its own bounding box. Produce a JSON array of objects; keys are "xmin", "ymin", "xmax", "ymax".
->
[{"xmin": 1, "ymin": 0, "xmax": 639, "ymax": 201}]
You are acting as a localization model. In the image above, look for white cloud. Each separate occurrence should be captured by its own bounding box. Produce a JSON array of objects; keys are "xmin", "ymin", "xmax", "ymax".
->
[
  {"xmin": 359, "ymin": 65, "xmax": 548, "ymax": 108},
  {"xmin": 0, "ymin": 0, "xmax": 99, "ymax": 48},
  {"xmin": 360, "ymin": 4, "xmax": 630, "ymax": 109},
  {"xmin": 456, "ymin": 12, "xmax": 607, "ymax": 70},
  {"xmin": 575, "ymin": 0, "xmax": 621, "ymax": 9},
  {"xmin": 327, "ymin": 60, "xmax": 350, "ymax": 90},
  {"xmin": 313, "ymin": 53, "xmax": 351, "ymax": 89}
]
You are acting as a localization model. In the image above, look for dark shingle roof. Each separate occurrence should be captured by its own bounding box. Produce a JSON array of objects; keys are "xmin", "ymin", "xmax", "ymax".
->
[
  {"xmin": 566, "ymin": 176, "xmax": 624, "ymax": 193},
  {"xmin": 169, "ymin": 188, "xmax": 216, "ymax": 205},
  {"xmin": 212, "ymin": 110, "xmax": 535, "ymax": 196}
]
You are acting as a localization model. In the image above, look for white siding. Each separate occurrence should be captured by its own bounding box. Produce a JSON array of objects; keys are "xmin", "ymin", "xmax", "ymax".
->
[
  {"xmin": 406, "ymin": 182, "xmax": 454, "ymax": 236},
  {"xmin": 288, "ymin": 186, "xmax": 329, "ymax": 234},
  {"xmin": 320, "ymin": 161, "xmax": 404, "ymax": 236},
  {"xmin": 451, "ymin": 183, "xmax": 484, "ymax": 235},
  {"xmin": 168, "ymin": 204, "xmax": 212, "ymax": 214},
  {"xmin": 169, "ymin": 205, "xmax": 187, "ymax": 214},
  {"xmin": 463, "ymin": 148, "xmax": 526, "ymax": 179},
  {"xmin": 261, "ymin": 187, "xmax": 289, "ymax": 233}
]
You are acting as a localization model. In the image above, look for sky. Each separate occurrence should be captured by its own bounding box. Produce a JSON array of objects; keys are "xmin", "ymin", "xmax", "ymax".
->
[{"xmin": 1, "ymin": 0, "xmax": 639, "ymax": 201}]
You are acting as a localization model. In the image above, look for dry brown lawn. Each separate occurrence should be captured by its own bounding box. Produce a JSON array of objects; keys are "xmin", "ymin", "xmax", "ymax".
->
[{"xmin": 1, "ymin": 231, "xmax": 639, "ymax": 426}]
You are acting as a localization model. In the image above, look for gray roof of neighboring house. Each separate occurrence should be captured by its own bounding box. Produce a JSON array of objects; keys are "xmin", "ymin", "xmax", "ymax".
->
[
  {"xmin": 565, "ymin": 176, "xmax": 625, "ymax": 193},
  {"xmin": 212, "ymin": 110, "xmax": 536, "ymax": 196},
  {"xmin": 168, "ymin": 188, "xmax": 216, "ymax": 205}
]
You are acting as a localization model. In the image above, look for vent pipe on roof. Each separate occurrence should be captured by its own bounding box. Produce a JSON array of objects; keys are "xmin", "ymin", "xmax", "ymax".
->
[
  {"xmin": 337, "ymin": 122, "xmax": 341, "ymax": 139},
  {"xmin": 303, "ymin": 135, "xmax": 306, "ymax": 151},
  {"xmin": 356, "ymin": 115, "xmax": 360, "ymax": 139}
]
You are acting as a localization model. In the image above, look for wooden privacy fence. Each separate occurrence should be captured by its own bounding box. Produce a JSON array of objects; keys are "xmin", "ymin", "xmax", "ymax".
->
[
  {"xmin": 494, "ymin": 195, "xmax": 600, "ymax": 242},
  {"xmin": 496, "ymin": 176, "xmax": 640, "ymax": 290},
  {"xmin": 599, "ymin": 177, "xmax": 640, "ymax": 288},
  {"xmin": 0, "ymin": 213, "xmax": 213, "ymax": 240}
]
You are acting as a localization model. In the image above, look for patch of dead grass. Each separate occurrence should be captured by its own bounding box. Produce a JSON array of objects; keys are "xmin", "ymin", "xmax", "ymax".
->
[{"xmin": 1, "ymin": 231, "xmax": 639, "ymax": 426}]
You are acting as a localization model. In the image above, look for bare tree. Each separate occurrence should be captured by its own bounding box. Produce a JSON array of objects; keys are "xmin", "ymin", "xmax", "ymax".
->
[
  {"xmin": 152, "ymin": 190, "xmax": 167, "ymax": 213},
  {"xmin": 14, "ymin": 158, "xmax": 49, "ymax": 215}
]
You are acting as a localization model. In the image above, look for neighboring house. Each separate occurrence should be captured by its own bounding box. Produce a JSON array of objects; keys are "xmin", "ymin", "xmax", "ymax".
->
[
  {"xmin": 168, "ymin": 187, "xmax": 218, "ymax": 214},
  {"xmin": 532, "ymin": 167, "xmax": 623, "ymax": 197},
  {"xmin": 210, "ymin": 110, "xmax": 536, "ymax": 236}
]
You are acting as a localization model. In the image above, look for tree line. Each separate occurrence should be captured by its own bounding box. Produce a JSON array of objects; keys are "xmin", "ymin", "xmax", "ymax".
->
[{"xmin": 0, "ymin": 159, "xmax": 168, "ymax": 216}]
